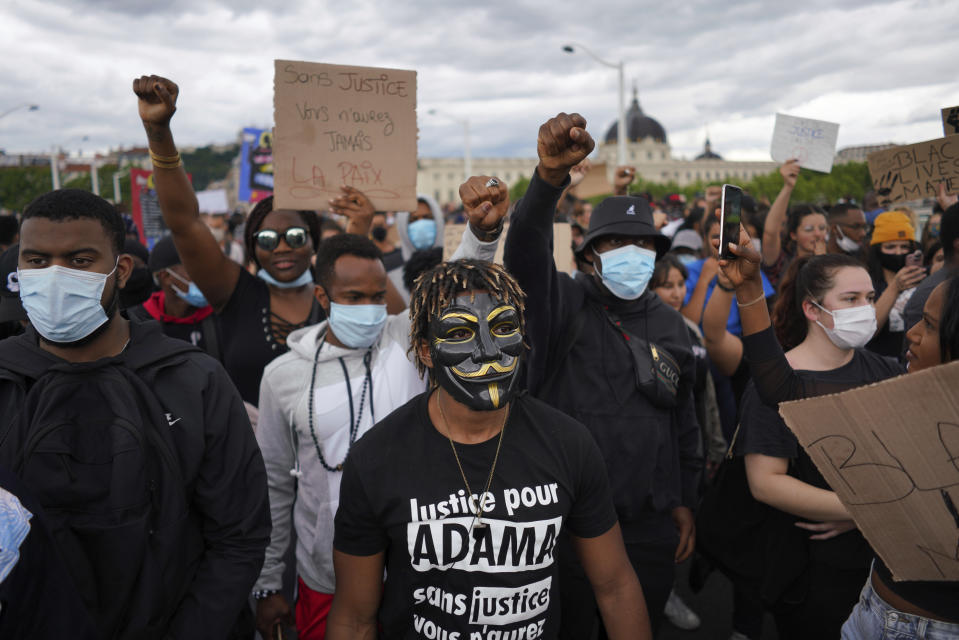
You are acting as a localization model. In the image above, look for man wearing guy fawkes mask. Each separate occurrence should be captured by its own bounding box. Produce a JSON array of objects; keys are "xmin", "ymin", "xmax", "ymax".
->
[
  {"xmin": 500, "ymin": 113, "xmax": 703, "ymax": 636},
  {"xmin": 428, "ymin": 290, "xmax": 525, "ymax": 411},
  {"xmin": 329, "ymin": 259, "xmax": 652, "ymax": 640}
]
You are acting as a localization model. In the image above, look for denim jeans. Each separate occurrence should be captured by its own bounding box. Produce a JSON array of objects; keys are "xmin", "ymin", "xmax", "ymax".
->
[{"xmin": 841, "ymin": 577, "xmax": 959, "ymax": 639}]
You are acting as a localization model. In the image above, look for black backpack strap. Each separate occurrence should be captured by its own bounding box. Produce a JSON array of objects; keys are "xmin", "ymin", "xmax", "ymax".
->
[{"xmin": 200, "ymin": 314, "xmax": 221, "ymax": 362}]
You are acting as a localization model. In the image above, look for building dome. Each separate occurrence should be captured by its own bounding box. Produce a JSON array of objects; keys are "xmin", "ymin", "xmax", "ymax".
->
[
  {"xmin": 604, "ymin": 89, "xmax": 667, "ymax": 144},
  {"xmin": 695, "ymin": 137, "xmax": 722, "ymax": 160}
]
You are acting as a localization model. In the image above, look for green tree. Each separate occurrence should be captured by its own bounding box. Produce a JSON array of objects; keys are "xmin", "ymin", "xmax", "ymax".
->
[
  {"xmin": 0, "ymin": 166, "xmax": 54, "ymax": 211},
  {"xmin": 581, "ymin": 161, "xmax": 874, "ymax": 209},
  {"xmin": 181, "ymin": 144, "xmax": 239, "ymax": 191},
  {"xmin": 509, "ymin": 176, "xmax": 530, "ymax": 203}
]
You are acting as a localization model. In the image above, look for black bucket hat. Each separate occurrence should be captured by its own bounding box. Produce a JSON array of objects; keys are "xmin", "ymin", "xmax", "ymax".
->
[{"xmin": 576, "ymin": 196, "xmax": 670, "ymax": 258}]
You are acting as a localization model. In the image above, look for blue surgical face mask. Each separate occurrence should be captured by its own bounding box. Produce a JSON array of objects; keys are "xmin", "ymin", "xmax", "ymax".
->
[
  {"xmin": 18, "ymin": 261, "xmax": 117, "ymax": 343},
  {"xmin": 328, "ymin": 301, "xmax": 388, "ymax": 348},
  {"xmin": 257, "ymin": 267, "xmax": 314, "ymax": 289},
  {"xmin": 596, "ymin": 244, "xmax": 657, "ymax": 300},
  {"xmin": 166, "ymin": 269, "xmax": 209, "ymax": 308},
  {"xmin": 677, "ymin": 253, "xmax": 698, "ymax": 266},
  {"xmin": 407, "ymin": 218, "xmax": 437, "ymax": 250}
]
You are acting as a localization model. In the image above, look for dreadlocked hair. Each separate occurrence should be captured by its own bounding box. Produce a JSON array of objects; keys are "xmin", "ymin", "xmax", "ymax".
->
[{"xmin": 408, "ymin": 259, "xmax": 528, "ymax": 383}]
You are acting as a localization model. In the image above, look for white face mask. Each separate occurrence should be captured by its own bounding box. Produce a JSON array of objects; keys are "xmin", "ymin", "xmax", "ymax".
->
[
  {"xmin": 811, "ymin": 300, "xmax": 877, "ymax": 350},
  {"xmin": 834, "ymin": 226, "xmax": 861, "ymax": 254}
]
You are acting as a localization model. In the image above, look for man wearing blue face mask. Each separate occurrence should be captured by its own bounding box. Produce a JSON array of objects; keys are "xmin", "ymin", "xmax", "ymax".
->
[
  {"xmin": 0, "ymin": 188, "xmax": 270, "ymax": 639},
  {"xmin": 127, "ymin": 234, "xmax": 223, "ymax": 359},
  {"xmin": 500, "ymin": 113, "xmax": 702, "ymax": 637},
  {"xmin": 253, "ymin": 204, "xmax": 500, "ymax": 640}
]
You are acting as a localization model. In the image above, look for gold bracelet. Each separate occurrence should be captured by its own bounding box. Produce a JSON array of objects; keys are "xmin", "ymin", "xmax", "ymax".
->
[
  {"xmin": 151, "ymin": 158, "xmax": 183, "ymax": 170},
  {"xmin": 736, "ymin": 292, "xmax": 766, "ymax": 308},
  {"xmin": 150, "ymin": 150, "xmax": 181, "ymax": 163}
]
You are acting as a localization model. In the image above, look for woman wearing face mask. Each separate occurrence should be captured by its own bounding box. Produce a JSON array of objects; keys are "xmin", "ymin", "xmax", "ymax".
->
[
  {"xmin": 864, "ymin": 211, "xmax": 927, "ymax": 358},
  {"xmin": 717, "ymin": 221, "xmax": 911, "ymax": 636},
  {"xmin": 133, "ymin": 74, "xmax": 383, "ymax": 408},
  {"xmin": 389, "ymin": 195, "xmax": 446, "ymax": 302}
]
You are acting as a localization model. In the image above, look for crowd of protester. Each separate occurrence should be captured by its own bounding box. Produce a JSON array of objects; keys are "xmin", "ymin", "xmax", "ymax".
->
[{"xmin": 0, "ymin": 74, "xmax": 956, "ymax": 640}]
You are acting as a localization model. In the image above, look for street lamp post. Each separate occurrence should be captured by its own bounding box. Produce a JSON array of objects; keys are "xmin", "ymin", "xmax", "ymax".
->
[
  {"xmin": 562, "ymin": 44, "xmax": 626, "ymax": 167},
  {"xmin": 50, "ymin": 145, "xmax": 60, "ymax": 190},
  {"xmin": 0, "ymin": 103, "xmax": 39, "ymax": 120},
  {"xmin": 427, "ymin": 109, "xmax": 472, "ymax": 182},
  {"xmin": 113, "ymin": 168, "xmax": 129, "ymax": 204}
]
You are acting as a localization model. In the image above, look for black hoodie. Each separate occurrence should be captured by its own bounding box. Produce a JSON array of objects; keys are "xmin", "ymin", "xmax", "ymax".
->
[
  {"xmin": 504, "ymin": 172, "xmax": 702, "ymax": 523},
  {"xmin": 0, "ymin": 315, "xmax": 270, "ymax": 640}
]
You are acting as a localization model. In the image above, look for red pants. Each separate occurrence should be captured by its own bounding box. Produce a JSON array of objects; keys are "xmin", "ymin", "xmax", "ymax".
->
[{"xmin": 296, "ymin": 577, "xmax": 334, "ymax": 640}]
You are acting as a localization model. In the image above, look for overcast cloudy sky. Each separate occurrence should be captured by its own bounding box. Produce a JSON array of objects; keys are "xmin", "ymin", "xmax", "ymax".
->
[{"xmin": 1, "ymin": 0, "xmax": 957, "ymax": 162}]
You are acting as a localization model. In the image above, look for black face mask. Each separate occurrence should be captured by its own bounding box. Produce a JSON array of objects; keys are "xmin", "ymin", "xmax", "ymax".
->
[
  {"xmin": 371, "ymin": 226, "xmax": 388, "ymax": 242},
  {"xmin": 428, "ymin": 293, "xmax": 524, "ymax": 411},
  {"xmin": 119, "ymin": 266, "xmax": 156, "ymax": 309},
  {"xmin": 879, "ymin": 252, "xmax": 907, "ymax": 273}
]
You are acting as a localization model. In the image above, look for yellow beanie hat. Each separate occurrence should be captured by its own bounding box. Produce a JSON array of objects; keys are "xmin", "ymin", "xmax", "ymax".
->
[{"xmin": 871, "ymin": 211, "xmax": 915, "ymax": 245}]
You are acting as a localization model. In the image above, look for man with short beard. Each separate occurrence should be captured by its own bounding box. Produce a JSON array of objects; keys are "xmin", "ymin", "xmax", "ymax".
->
[{"xmin": 0, "ymin": 189, "xmax": 270, "ymax": 639}]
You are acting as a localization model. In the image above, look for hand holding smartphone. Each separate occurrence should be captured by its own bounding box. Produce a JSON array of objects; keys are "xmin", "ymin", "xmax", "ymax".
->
[
  {"xmin": 905, "ymin": 250, "xmax": 923, "ymax": 268},
  {"xmin": 718, "ymin": 184, "xmax": 743, "ymax": 260}
]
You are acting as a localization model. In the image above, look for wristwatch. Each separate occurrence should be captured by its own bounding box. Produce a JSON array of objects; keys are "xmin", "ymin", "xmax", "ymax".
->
[{"xmin": 469, "ymin": 217, "xmax": 505, "ymax": 243}]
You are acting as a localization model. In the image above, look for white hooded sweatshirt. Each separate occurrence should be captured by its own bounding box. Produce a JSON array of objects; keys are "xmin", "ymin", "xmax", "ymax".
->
[{"xmin": 254, "ymin": 315, "xmax": 423, "ymax": 594}]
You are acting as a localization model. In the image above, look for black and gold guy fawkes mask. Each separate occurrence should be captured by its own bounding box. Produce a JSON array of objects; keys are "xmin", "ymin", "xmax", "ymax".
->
[{"xmin": 428, "ymin": 292, "xmax": 523, "ymax": 411}]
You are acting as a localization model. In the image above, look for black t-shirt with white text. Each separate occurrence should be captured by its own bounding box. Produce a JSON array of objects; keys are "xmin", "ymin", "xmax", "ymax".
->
[{"xmin": 334, "ymin": 391, "xmax": 618, "ymax": 640}]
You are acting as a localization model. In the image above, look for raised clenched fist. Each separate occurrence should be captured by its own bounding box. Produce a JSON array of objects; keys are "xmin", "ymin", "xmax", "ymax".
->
[
  {"xmin": 459, "ymin": 176, "xmax": 509, "ymax": 234},
  {"xmin": 535, "ymin": 112, "xmax": 595, "ymax": 187},
  {"xmin": 133, "ymin": 75, "xmax": 179, "ymax": 126}
]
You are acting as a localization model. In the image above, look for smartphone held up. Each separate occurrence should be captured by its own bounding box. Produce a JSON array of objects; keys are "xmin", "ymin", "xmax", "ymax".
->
[{"xmin": 718, "ymin": 184, "xmax": 743, "ymax": 260}]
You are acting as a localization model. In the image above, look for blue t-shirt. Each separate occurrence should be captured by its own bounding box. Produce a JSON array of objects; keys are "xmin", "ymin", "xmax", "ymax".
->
[{"xmin": 683, "ymin": 258, "xmax": 775, "ymax": 336}]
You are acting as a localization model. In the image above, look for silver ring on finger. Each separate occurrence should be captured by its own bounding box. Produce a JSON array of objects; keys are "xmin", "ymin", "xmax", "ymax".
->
[{"xmin": 485, "ymin": 178, "xmax": 499, "ymax": 188}]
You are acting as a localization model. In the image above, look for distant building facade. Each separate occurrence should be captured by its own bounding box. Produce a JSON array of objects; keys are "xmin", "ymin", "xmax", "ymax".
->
[{"xmin": 416, "ymin": 89, "xmax": 778, "ymax": 206}]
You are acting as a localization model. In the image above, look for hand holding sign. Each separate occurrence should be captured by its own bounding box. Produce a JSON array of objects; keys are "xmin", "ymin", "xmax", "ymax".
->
[
  {"xmin": 328, "ymin": 186, "xmax": 375, "ymax": 236},
  {"xmin": 779, "ymin": 159, "xmax": 800, "ymax": 190},
  {"xmin": 460, "ymin": 176, "xmax": 509, "ymax": 233},
  {"xmin": 536, "ymin": 113, "xmax": 595, "ymax": 187},
  {"xmin": 770, "ymin": 113, "xmax": 839, "ymax": 173},
  {"xmin": 133, "ymin": 75, "xmax": 179, "ymax": 126}
]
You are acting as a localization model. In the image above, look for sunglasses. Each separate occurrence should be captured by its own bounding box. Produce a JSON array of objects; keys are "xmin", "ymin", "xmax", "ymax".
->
[{"xmin": 254, "ymin": 227, "xmax": 309, "ymax": 251}]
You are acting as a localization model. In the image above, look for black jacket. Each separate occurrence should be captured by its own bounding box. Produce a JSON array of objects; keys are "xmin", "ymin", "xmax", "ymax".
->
[
  {"xmin": 504, "ymin": 172, "xmax": 702, "ymax": 521},
  {"xmin": 0, "ymin": 316, "xmax": 271, "ymax": 640}
]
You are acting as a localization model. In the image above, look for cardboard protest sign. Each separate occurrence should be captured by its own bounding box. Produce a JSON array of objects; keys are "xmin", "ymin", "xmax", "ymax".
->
[
  {"xmin": 443, "ymin": 223, "xmax": 574, "ymax": 272},
  {"xmin": 273, "ymin": 60, "xmax": 417, "ymax": 212},
  {"xmin": 943, "ymin": 106, "xmax": 959, "ymax": 136},
  {"xmin": 867, "ymin": 136, "xmax": 959, "ymax": 206},
  {"xmin": 770, "ymin": 113, "xmax": 840, "ymax": 173},
  {"xmin": 778, "ymin": 361, "xmax": 959, "ymax": 581},
  {"xmin": 238, "ymin": 127, "xmax": 273, "ymax": 203}
]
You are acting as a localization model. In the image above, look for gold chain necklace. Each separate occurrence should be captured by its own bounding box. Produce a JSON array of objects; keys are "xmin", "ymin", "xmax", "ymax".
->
[{"xmin": 436, "ymin": 391, "xmax": 509, "ymax": 529}]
